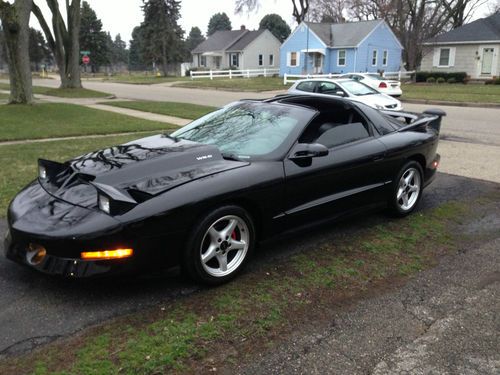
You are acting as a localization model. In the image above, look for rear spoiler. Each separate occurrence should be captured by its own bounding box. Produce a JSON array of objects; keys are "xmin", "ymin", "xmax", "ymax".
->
[{"xmin": 381, "ymin": 108, "xmax": 446, "ymax": 133}]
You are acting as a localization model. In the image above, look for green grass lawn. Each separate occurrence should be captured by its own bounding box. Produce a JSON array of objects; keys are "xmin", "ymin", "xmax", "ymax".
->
[
  {"xmin": 100, "ymin": 74, "xmax": 190, "ymax": 85},
  {"xmin": 0, "ymin": 83, "xmax": 111, "ymax": 98},
  {"xmin": 0, "ymin": 133, "xmax": 157, "ymax": 215},
  {"xmin": 174, "ymin": 76, "xmax": 289, "ymax": 92},
  {"xmin": 402, "ymin": 83, "xmax": 500, "ymax": 103},
  {"xmin": 100, "ymin": 100, "xmax": 217, "ymax": 119},
  {"xmin": 0, "ymin": 103, "xmax": 175, "ymax": 142}
]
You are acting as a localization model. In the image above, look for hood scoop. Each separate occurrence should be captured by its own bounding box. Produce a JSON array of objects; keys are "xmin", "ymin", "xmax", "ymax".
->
[{"xmin": 38, "ymin": 135, "xmax": 249, "ymax": 209}]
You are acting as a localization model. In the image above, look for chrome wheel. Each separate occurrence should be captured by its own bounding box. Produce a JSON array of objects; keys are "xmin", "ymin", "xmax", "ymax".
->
[
  {"xmin": 200, "ymin": 215, "xmax": 250, "ymax": 278},
  {"xmin": 396, "ymin": 167, "xmax": 421, "ymax": 211}
]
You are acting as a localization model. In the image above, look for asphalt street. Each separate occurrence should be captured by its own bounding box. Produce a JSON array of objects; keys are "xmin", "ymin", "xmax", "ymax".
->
[{"xmin": 25, "ymin": 78, "xmax": 500, "ymax": 183}]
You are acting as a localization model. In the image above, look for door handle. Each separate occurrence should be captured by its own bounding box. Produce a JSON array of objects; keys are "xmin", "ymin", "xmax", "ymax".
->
[{"xmin": 372, "ymin": 154, "xmax": 384, "ymax": 162}]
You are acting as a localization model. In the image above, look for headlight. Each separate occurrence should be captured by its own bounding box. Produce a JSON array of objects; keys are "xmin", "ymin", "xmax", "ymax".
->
[
  {"xmin": 38, "ymin": 165, "xmax": 47, "ymax": 179},
  {"xmin": 98, "ymin": 194, "xmax": 111, "ymax": 214}
]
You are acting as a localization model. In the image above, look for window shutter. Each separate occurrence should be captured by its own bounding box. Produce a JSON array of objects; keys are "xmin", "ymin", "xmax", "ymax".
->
[
  {"xmin": 287, "ymin": 52, "xmax": 291, "ymax": 66},
  {"xmin": 296, "ymin": 52, "xmax": 301, "ymax": 67},
  {"xmin": 432, "ymin": 48, "xmax": 440, "ymax": 67},
  {"xmin": 449, "ymin": 47, "xmax": 456, "ymax": 67}
]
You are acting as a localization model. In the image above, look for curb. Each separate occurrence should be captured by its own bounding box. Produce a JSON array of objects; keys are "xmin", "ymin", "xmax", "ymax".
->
[{"xmin": 401, "ymin": 98, "xmax": 500, "ymax": 109}]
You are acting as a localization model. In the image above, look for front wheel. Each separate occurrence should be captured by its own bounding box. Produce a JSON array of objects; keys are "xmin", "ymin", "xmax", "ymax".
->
[
  {"xmin": 388, "ymin": 161, "xmax": 423, "ymax": 217},
  {"xmin": 183, "ymin": 206, "xmax": 255, "ymax": 285}
]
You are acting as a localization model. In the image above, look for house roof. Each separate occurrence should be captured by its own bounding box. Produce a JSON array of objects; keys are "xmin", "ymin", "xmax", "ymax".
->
[
  {"xmin": 226, "ymin": 30, "xmax": 266, "ymax": 51},
  {"xmin": 191, "ymin": 29, "xmax": 269, "ymax": 53},
  {"xmin": 306, "ymin": 19, "xmax": 383, "ymax": 47},
  {"xmin": 426, "ymin": 12, "xmax": 500, "ymax": 44},
  {"xmin": 191, "ymin": 30, "xmax": 246, "ymax": 53}
]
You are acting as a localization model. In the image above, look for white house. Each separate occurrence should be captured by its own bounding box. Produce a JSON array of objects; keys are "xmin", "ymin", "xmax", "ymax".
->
[
  {"xmin": 420, "ymin": 13, "xmax": 500, "ymax": 79},
  {"xmin": 191, "ymin": 27, "xmax": 281, "ymax": 70}
]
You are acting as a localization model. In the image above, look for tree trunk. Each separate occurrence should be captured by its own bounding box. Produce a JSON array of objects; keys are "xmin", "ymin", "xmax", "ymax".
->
[
  {"xmin": 32, "ymin": 0, "xmax": 81, "ymax": 89},
  {"xmin": 0, "ymin": 0, "xmax": 33, "ymax": 104}
]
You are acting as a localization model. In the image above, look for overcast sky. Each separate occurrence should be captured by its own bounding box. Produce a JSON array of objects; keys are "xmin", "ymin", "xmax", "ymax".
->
[
  {"xmin": 29, "ymin": 0, "xmax": 490, "ymax": 46},
  {"xmin": 30, "ymin": 0, "xmax": 295, "ymax": 44}
]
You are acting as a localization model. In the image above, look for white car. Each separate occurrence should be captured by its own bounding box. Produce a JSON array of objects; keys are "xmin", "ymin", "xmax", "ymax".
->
[
  {"xmin": 340, "ymin": 73, "xmax": 402, "ymax": 97},
  {"xmin": 288, "ymin": 78, "xmax": 403, "ymax": 111}
]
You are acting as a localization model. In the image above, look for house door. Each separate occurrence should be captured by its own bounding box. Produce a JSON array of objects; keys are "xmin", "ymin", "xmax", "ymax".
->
[
  {"xmin": 481, "ymin": 48, "xmax": 494, "ymax": 75},
  {"xmin": 313, "ymin": 53, "xmax": 323, "ymax": 74}
]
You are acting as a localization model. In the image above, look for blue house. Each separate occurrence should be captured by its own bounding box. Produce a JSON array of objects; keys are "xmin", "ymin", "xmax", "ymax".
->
[{"xmin": 280, "ymin": 20, "xmax": 403, "ymax": 75}]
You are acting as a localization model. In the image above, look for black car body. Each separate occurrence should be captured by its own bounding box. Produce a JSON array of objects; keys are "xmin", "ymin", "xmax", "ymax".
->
[{"xmin": 5, "ymin": 95, "xmax": 444, "ymax": 284}]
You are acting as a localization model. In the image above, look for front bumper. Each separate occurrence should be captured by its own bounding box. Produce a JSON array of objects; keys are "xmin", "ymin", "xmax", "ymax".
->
[{"xmin": 4, "ymin": 229, "xmax": 136, "ymax": 278}]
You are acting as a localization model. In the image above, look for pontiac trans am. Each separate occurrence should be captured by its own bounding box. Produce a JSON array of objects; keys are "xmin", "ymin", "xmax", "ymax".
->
[{"xmin": 4, "ymin": 95, "xmax": 444, "ymax": 284}]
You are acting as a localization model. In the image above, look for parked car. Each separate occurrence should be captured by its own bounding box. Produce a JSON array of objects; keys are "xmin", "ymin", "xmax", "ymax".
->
[
  {"xmin": 340, "ymin": 73, "xmax": 403, "ymax": 97},
  {"xmin": 288, "ymin": 78, "xmax": 403, "ymax": 111},
  {"xmin": 5, "ymin": 96, "xmax": 444, "ymax": 285}
]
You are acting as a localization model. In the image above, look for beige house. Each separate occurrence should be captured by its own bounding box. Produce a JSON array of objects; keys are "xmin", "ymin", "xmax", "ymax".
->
[
  {"xmin": 191, "ymin": 27, "xmax": 281, "ymax": 70},
  {"xmin": 420, "ymin": 13, "xmax": 500, "ymax": 79}
]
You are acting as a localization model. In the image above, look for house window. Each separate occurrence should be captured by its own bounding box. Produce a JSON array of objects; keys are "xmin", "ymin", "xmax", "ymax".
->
[
  {"xmin": 372, "ymin": 50, "xmax": 378, "ymax": 66},
  {"xmin": 258, "ymin": 54, "xmax": 263, "ymax": 66},
  {"xmin": 383, "ymin": 50, "xmax": 388, "ymax": 66},
  {"xmin": 288, "ymin": 51, "xmax": 300, "ymax": 67},
  {"xmin": 338, "ymin": 49, "xmax": 346, "ymax": 66},
  {"xmin": 200, "ymin": 55, "xmax": 206, "ymax": 67},
  {"xmin": 269, "ymin": 54, "xmax": 274, "ymax": 66},
  {"xmin": 230, "ymin": 53, "xmax": 239, "ymax": 67},
  {"xmin": 439, "ymin": 48, "xmax": 450, "ymax": 66}
]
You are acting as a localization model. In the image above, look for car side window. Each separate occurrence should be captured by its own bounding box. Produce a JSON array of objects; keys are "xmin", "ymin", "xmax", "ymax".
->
[
  {"xmin": 317, "ymin": 82, "xmax": 343, "ymax": 95},
  {"xmin": 300, "ymin": 108, "xmax": 371, "ymax": 148},
  {"xmin": 296, "ymin": 81, "xmax": 316, "ymax": 92}
]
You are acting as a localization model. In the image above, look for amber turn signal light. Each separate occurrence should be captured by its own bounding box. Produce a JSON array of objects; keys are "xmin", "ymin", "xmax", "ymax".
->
[{"xmin": 81, "ymin": 248, "xmax": 133, "ymax": 260}]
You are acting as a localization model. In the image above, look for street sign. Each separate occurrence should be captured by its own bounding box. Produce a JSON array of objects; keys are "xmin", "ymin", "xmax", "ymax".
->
[
  {"xmin": 80, "ymin": 51, "xmax": 91, "ymax": 55},
  {"xmin": 82, "ymin": 55, "xmax": 90, "ymax": 65}
]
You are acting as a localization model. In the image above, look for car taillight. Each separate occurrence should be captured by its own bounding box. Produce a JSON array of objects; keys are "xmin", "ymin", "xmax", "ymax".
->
[{"xmin": 379, "ymin": 82, "xmax": 387, "ymax": 89}]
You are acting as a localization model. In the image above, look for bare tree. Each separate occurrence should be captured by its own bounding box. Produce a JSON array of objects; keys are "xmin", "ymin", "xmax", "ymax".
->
[
  {"xmin": 0, "ymin": 0, "xmax": 33, "ymax": 104},
  {"xmin": 309, "ymin": 0, "xmax": 347, "ymax": 22},
  {"xmin": 235, "ymin": 0, "xmax": 310, "ymax": 23},
  {"xmin": 487, "ymin": 0, "xmax": 500, "ymax": 15},
  {"xmin": 31, "ymin": 0, "xmax": 82, "ymax": 88},
  {"xmin": 348, "ymin": 0, "xmax": 487, "ymax": 70}
]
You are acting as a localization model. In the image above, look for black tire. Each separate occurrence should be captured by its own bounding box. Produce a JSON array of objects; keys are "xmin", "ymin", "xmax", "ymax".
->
[
  {"xmin": 388, "ymin": 161, "xmax": 424, "ymax": 217},
  {"xmin": 182, "ymin": 205, "xmax": 255, "ymax": 285}
]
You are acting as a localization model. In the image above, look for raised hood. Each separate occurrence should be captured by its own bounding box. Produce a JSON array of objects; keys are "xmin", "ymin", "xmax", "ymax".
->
[{"xmin": 39, "ymin": 134, "xmax": 249, "ymax": 209}]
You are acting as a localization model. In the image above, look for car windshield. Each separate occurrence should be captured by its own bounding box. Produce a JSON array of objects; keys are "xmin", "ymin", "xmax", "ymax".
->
[
  {"xmin": 341, "ymin": 80, "xmax": 379, "ymax": 96},
  {"xmin": 171, "ymin": 102, "xmax": 314, "ymax": 159}
]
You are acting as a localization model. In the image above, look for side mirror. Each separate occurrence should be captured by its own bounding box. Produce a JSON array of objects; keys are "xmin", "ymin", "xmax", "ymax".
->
[
  {"xmin": 335, "ymin": 91, "xmax": 346, "ymax": 97},
  {"xmin": 289, "ymin": 143, "xmax": 329, "ymax": 160}
]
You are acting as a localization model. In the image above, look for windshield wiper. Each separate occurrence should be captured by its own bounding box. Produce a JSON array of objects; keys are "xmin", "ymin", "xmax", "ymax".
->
[
  {"xmin": 221, "ymin": 152, "xmax": 241, "ymax": 161},
  {"xmin": 164, "ymin": 134, "xmax": 181, "ymax": 142}
]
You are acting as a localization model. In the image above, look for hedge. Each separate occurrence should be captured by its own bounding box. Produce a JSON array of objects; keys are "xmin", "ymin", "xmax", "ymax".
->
[{"xmin": 416, "ymin": 71, "xmax": 468, "ymax": 83}]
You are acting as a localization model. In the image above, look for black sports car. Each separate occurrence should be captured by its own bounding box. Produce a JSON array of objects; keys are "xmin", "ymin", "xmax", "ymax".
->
[{"xmin": 4, "ymin": 95, "xmax": 444, "ymax": 284}]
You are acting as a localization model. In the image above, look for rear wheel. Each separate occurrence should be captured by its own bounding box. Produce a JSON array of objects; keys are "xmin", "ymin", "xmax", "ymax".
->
[
  {"xmin": 183, "ymin": 206, "xmax": 255, "ymax": 285},
  {"xmin": 388, "ymin": 161, "xmax": 423, "ymax": 217}
]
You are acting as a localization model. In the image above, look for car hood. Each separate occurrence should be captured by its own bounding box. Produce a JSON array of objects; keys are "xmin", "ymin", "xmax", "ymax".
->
[{"xmin": 40, "ymin": 134, "xmax": 249, "ymax": 208}]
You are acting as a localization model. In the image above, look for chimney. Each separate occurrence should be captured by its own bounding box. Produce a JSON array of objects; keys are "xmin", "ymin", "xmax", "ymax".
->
[{"xmin": 240, "ymin": 25, "xmax": 246, "ymax": 31}]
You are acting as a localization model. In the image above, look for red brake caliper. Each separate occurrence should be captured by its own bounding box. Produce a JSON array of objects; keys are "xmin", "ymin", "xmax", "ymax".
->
[{"xmin": 231, "ymin": 230, "xmax": 237, "ymax": 240}]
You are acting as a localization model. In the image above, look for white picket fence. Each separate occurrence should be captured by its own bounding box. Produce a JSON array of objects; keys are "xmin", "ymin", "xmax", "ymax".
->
[
  {"xmin": 191, "ymin": 68, "xmax": 280, "ymax": 80},
  {"xmin": 283, "ymin": 70, "xmax": 416, "ymax": 85}
]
